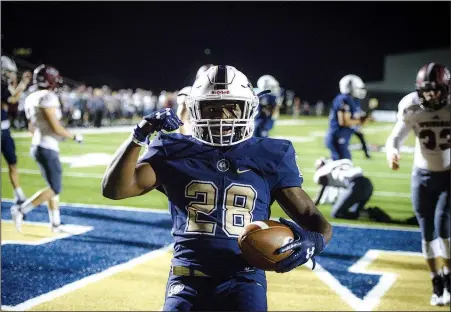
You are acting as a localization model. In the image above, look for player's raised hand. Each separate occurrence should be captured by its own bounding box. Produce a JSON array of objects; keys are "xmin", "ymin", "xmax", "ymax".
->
[
  {"xmin": 388, "ymin": 152, "xmax": 400, "ymax": 170},
  {"xmin": 133, "ymin": 108, "xmax": 183, "ymax": 145},
  {"xmin": 274, "ymin": 218, "xmax": 325, "ymax": 273}
]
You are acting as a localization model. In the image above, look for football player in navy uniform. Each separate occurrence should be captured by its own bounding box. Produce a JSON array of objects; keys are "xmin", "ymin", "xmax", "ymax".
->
[
  {"xmin": 1, "ymin": 56, "xmax": 29, "ymax": 204},
  {"xmin": 102, "ymin": 65, "xmax": 332, "ymax": 311},
  {"xmin": 386, "ymin": 63, "xmax": 450, "ymax": 306},
  {"xmin": 325, "ymin": 74, "xmax": 369, "ymax": 160},
  {"xmin": 253, "ymin": 75, "xmax": 282, "ymax": 138},
  {"xmin": 10, "ymin": 65, "xmax": 83, "ymax": 232}
]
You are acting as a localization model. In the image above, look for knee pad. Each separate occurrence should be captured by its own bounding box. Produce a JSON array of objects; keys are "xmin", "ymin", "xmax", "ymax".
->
[
  {"xmin": 439, "ymin": 237, "xmax": 451, "ymax": 259},
  {"xmin": 422, "ymin": 239, "xmax": 441, "ymax": 259}
]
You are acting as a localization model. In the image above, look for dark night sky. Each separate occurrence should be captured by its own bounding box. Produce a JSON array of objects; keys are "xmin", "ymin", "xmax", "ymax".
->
[{"xmin": 2, "ymin": 1, "xmax": 450, "ymax": 102}]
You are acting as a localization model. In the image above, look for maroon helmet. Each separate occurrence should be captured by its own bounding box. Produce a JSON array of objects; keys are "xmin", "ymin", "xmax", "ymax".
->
[
  {"xmin": 33, "ymin": 64, "xmax": 63, "ymax": 91},
  {"xmin": 415, "ymin": 62, "xmax": 450, "ymax": 111}
]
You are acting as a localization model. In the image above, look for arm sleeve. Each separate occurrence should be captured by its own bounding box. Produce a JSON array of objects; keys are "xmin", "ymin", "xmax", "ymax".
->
[
  {"xmin": 336, "ymin": 98, "xmax": 351, "ymax": 113},
  {"xmin": 271, "ymin": 142, "xmax": 304, "ymax": 190},
  {"xmin": 385, "ymin": 102, "xmax": 414, "ymax": 156}
]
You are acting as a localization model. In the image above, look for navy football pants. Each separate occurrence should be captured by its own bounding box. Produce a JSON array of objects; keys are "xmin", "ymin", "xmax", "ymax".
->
[
  {"xmin": 331, "ymin": 176, "xmax": 373, "ymax": 219},
  {"xmin": 411, "ymin": 167, "xmax": 450, "ymax": 241},
  {"xmin": 163, "ymin": 269, "xmax": 267, "ymax": 311},
  {"xmin": 325, "ymin": 133, "xmax": 351, "ymax": 160}
]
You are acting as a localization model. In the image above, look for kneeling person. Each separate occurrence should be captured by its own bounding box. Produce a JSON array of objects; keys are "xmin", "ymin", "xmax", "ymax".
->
[{"xmin": 313, "ymin": 158, "xmax": 375, "ymax": 220}]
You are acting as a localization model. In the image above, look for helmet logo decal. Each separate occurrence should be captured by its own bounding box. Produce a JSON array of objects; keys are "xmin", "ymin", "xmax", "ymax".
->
[{"xmin": 210, "ymin": 90, "xmax": 230, "ymax": 95}]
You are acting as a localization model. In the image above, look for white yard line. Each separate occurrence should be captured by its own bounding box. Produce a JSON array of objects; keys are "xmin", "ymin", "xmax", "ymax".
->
[{"xmin": 2, "ymin": 168, "xmax": 411, "ymax": 197}]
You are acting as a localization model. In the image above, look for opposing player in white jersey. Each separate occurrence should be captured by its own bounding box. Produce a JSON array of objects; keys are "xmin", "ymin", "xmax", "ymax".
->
[
  {"xmin": 386, "ymin": 62, "xmax": 450, "ymax": 306},
  {"xmin": 177, "ymin": 64, "xmax": 213, "ymax": 135},
  {"xmin": 10, "ymin": 64, "xmax": 84, "ymax": 232},
  {"xmin": 313, "ymin": 157, "xmax": 378, "ymax": 221}
]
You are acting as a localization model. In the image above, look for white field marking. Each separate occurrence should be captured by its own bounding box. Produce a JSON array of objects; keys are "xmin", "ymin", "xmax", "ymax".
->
[
  {"xmin": 314, "ymin": 250, "xmax": 423, "ymax": 311},
  {"xmin": 1, "ymin": 220, "xmax": 93, "ymax": 246},
  {"xmin": 312, "ymin": 263, "xmax": 366, "ymax": 311},
  {"xmin": 1, "ymin": 168, "xmax": 411, "ymax": 198},
  {"xmin": 59, "ymin": 153, "xmax": 113, "ymax": 168},
  {"xmin": 1, "ymin": 199, "xmax": 169, "ymax": 215},
  {"xmin": 0, "ymin": 244, "xmax": 174, "ymax": 312},
  {"xmin": 346, "ymin": 249, "xmax": 423, "ymax": 311},
  {"xmin": 11, "ymin": 126, "xmax": 135, "ymax": 138},
  {"xmin": 1, "ymin": 168, "xmax": 412, "ymax": 198},
  {"xmin": 273, "ymin": 135, "xmax": 315, "ymax": 143},
  {"xmin": 1, "ymin": 168, "xmax": 104, "ymax": 178},
  {"xmin": 1, "ymin": 199, "xmax": 419, "ymax": 232}
]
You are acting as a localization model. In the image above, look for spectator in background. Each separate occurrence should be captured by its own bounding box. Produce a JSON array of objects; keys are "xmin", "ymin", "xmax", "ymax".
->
[
  {"xmin": 315, "ymin": 100, "xmax": 325, "ymax": 116},
  {"xmin": 59, "ymin": 85, "xmax": 72, "ymax": 123},
  {"xmin": 88, "ymin": 88, "xmax": 105, "ymax": 128},
  {"xmin": 302, "ymin": 100, "xmax": 310, "ymax": 115},
  {"xmin": 292, "ymin": 96, "xmax": 301, "ymax": 118},
  {"xmin": 142, "ymin": 90, "xmax": 154, "ymax": 116},
  {"xmin": 17, "ymin": 71, "xmax": 34, "ymax": 129}
]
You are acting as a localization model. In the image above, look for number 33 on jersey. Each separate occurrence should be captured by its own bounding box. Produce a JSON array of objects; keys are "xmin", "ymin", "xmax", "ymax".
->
[
  {"xmin": 137, "ymin": 132, "xmax": 303, "ymax": 273},
  {"xmin": 387, "ymin": 92, "xmax": 450, "ymax": 172}
]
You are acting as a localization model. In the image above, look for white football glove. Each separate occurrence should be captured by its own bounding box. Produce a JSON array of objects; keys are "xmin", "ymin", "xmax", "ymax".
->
[{"xmin": 73, "ymin": 133, "xmax": 83, "ymax": 143}]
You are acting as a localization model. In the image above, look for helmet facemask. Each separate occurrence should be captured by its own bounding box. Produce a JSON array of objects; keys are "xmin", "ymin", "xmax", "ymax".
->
[
  {"xmin": 187, "ymin": 65, "xmax": 259, "ymax": 147},
  {"xmin": 189, "ymin": 98, "xmax": 258, "ymax": 146}
]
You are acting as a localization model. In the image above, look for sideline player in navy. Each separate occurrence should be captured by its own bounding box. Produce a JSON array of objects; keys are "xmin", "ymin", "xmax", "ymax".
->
[
  {"xmin": 325, "ymin": 74, "xmax": 369, "ymax": 160},
  {"xmin": 1, "ymin": 56, "xmax": 29, "ymax": 204},
  {"xmin": 254, "ymin": 74, "xmax": 282, "ymax": 138},
  {"xmin": 386, "ymin": 63, "xmax": 450, "ymax": 306},
  {"xmin": 102, "ymin": 65, "xmax": 332, "ymax": 311},
  {"xmin": 10, "ymin": 64, "xmax": 83, "ymax": 232}
]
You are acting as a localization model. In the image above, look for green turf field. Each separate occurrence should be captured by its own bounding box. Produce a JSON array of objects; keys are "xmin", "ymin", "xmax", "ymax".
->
[{"xmin": 1, "ymin": 116, "xmax": 417, "ymax": 228}]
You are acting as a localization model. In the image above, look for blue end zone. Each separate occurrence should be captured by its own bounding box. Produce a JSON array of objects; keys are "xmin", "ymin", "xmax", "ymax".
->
[
  {"xmin": 1, "ymin": 200, "xmax": 422, "ymax": 306},
  {"xmin": 1, "ymin": 201, "xmax": 174, "ymax": 306}
]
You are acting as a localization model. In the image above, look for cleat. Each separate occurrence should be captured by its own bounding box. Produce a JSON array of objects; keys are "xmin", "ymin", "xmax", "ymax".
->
[
  {"xmin": 51, "ymin": 223, "xmax": 68, "ymax": 234},
  {"xmin": 431, "ymin": 275, "xmax": 444, "ymax": 306},
  {"xmin": 10, "ymin": 205, "xmax": 24, "ymax": 232},
  {"xmin": 14, "ymin": 199, "xmax": 27, "ymax": 221},
  {"xmin": 443, "ymin": 273, "xmax": 450, "ymax": 305}
]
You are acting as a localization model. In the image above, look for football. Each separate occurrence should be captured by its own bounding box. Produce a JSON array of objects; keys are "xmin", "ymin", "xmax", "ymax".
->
[{"xmin": 238, "ymin": 220, "xmax": 295, "ymax": 271}]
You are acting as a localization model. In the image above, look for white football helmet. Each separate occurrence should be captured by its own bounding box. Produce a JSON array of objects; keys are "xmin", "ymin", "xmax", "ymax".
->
[
  {"xmin": 257, "ymin": 74, "xmax": 280, "ymax": 95},
  {"xmin": 196, "ymin": 64, "xmax": 214, "ymax": 80},
  {"xmin": 339, "ymin": 74, "xmax": 367, "ymax": 99},
  {"xmin": 1, "ymin": 56, "xmax": 18, "ymax": 82},
  {"xmin": 186, "ymin": 65, "xmax": 259, "ymax": 146},
  {"xmin": 176, "ymin": 86, "xmax": 192, "ymax": 107}
]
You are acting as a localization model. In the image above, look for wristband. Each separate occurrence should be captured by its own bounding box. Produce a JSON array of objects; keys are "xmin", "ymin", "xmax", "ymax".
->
[{"xmin": 131, "ymin": 135, "xmax": 147, "ymax": 147}]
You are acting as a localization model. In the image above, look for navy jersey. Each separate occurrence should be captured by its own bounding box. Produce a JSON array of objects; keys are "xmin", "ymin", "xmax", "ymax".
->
[
  {"xmin": 1, "ymin": 82, "xmax": 12, "ymax": 130},
  {"xmin": 257, "ymin": 94, "xmax": 277, "ymax": 120},
  {"xmin": 139, "ymin": 133, "xmax": 302, "ymax": 276},
  {"xmin": 255, "ymin": 93, "xmax": 278, "ymax": 133},
  {"xmin": 327, "ymin": 94, "xmax": 362, "ymax": 140}
]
